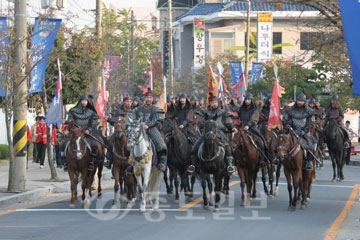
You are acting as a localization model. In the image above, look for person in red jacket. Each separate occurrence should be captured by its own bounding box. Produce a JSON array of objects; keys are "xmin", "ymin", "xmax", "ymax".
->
[
  {"xmin": 51, "ymin": 124, "xmax": 62, "ymax": 168},
  {"xmin": 35, "ymin": 116, "xmax": 47, "ymax": 168}
]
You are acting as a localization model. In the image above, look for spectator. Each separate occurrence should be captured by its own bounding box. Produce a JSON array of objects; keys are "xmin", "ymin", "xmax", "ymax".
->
[
  {"xmin": 51, "ymin": 124, "xmax": 62, "ymax": 168},
  {"xmin": 31, "ymin": 116, "xmax": 40, "ymax": 163},
  {"xmin": 35, "ymin": 116, "xmax": 47, "ymax": 168},
  {"xmin": 344, "ymin": 120, "xmax": 358, "ymax": 165}
]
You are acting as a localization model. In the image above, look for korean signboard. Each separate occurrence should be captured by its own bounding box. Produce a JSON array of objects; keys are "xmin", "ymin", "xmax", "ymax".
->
[
  {"xmin": 257, "ymin": 13, "xmax": 272, "ymax": 61},
  {"xmin": 194, "ymin": 17, "xmax": 205, "ymax": 70}
]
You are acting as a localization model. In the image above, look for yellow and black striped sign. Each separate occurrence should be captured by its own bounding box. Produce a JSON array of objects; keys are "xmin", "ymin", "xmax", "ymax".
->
[{"xmin": 13, "ymin": 120, "xmax": 27, "ymax": 157}]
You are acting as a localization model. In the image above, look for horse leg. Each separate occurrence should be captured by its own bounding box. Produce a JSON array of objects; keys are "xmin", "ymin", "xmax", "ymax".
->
[
  {"xmin": 274, "ymin": 165, "xmax": 281, "ymax": 197},
  {"xmin": 188, "ymin": 175, "xmax": 196, "ymax": 201},
  {"xmin": 153, "ymin": 169, "xmax": 164, "ymax": 211},
  {"xmin": 261, "ymin": 168, "xmax": 269, "ymax": 196},
  {"xmin": 97, "ymin": 165, "xmax": 103, "ymax": 199},
  {"xmin": 268, "ymin": 165, "xmax": 274, "ymax": 197},
  {"xmin": 207, "ymin": 175, "xmax": 213, "ymax": 207},
  {"xmin": 68, "ymin": 169, "xmax": 77, "ymax": 208},
  {"xmin": 141, "ymin": 164, "xmax": 152, "ymax": 212},
  {"xmin": 238, "ymin": 168, "xmax": 246, "ymax": 206},
  {"xmin": 213, "ymin": 174, "xmax": 222, "ymax": 211},
  {"xmin": 284, "ymin": 169, "xmax": 293, "ymax": 210},
  {"xmin": 163, "ymin": 169, "xmax": 172, "ymax": 195},
  {"xmin": 113, "ymin": 167, "xmax": 120, "ymax": 205},
  {"xmin": 201, "ymin": 176, "xmax": 209, "ymax": 209},
  {"xmin": 329, "ymin": 153, "xmax": 337, "ymax": 182},
  {"xmin": 174, "ymin": 171, "xmax": 180, "ymax": 203}
]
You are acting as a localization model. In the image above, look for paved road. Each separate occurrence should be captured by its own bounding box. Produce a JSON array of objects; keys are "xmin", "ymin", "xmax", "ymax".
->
[{"xmin": 0, "ymin": 160, "xmax": 359, "ymax": 240}]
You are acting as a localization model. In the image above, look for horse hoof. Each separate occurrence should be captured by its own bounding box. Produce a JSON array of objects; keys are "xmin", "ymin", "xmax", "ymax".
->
[
  {"xmin": 213, "ymin": 208, "xmax": 220, "ymax": 212},
  {"xmin": 332, "ymin": 179, "xmax": 336, "ymax": 182},
  {"xmin": 300, "ymin": 204, "xmax": 306, "ymax": 210},
  {"xmin": 268, "ymin": 195, "xmax": 274, "ymax": 199},
  {"xmin": 203, "ymin": 204, "xmax": 209, "ymax": 209},
  {"xmin": 306, "ymin": 197, "xmax": 310, "ymax": 203},
  {"xmin": 97, "ymin": 193, "xmax": 102, "ymax": 199},
  {"xmin": 69, "ymin": 204, "xmax": 75, "ymax": 208},
  {"xmin": 174, "ymin": 199, "xmax": 179, "ymax": 204}
]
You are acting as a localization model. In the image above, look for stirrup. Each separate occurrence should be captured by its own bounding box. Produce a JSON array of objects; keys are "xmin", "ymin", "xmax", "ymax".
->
[
  {"xmin": 344, "ymin": 142, "xmax": 350, "ymax": 148},
  {"xmin": 88, "ymin": 163, "xmax": 95, "ymax": 171},
  {"xmin": 187, "ymin": 165, "xmax": 195, "ymax": 174},
  {"xmin": 227, "ymin": 166, "xmax": 235, "ymax": 173},
  {"xmin": 272, "ymin": 158, "xmax": 280, "ymax": 167},
  {"xmin": 259, "ymin": 161, "xmax": 267, "ymax": 169}
]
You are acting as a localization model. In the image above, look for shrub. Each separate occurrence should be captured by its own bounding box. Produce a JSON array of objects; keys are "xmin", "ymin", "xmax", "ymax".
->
[{"xmin": 0, "ymin": 144, "xmax": 9, "ymax": 159}]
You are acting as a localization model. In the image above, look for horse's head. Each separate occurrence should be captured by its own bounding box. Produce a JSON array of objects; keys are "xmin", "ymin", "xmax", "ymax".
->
[
  {"xmin": 160, "ymin": 116, "xmax": 176, "ymax": 137},
  {"xmin": 114, "ymin": 116, "xmax": 126, "ymax": 138},
  {"xmin": 125, "ymin": 119, "xmax": 142, "ymax": 151},
  {"xmin": 327, "ymin": 119, "xmax": 339, "ymax": 139},
  {"xmin": 69, "ymin": 128, "xmax": 87, "ymax": 160},
  {"xmin": 276, "ymin": 132, "xmax": 291, "ymax": 160},
  {"xmin": 204, "ymin": 119, "xmax": 217, "ymax": 142}
]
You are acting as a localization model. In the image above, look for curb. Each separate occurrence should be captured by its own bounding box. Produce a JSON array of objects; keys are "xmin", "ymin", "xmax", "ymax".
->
[{"xmin": 0, "ymin": 186, "xmax": 54, "ymax": 208}]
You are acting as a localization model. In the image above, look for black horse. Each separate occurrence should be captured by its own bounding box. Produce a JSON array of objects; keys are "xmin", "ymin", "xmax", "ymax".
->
[
  {"xmin": 324, "ymin": 119, "xmax": 346, "ymax": 182},
  {"xmin": 197, "ymin": 116, "xmax": 226, "ymax": 211},
  {"xmin": 161, "ymin": 117, "xmax": 195, "ymax": 203}
]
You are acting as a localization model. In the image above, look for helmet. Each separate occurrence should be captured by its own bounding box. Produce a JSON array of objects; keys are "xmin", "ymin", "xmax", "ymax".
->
[
  {"xmin": 331, "ymin": 94, "xmax": 339, "ymax": 101},
  {"xmin": 133, "ymin": 96, "xmax": 140, "ymax": 102},
  {"xmin": 244, "ymin": 93, "xmax": 253, "ymax": 100},
  {"xmin": 166, "ymin": 95, "xmax": 172, "ymax": 102},
  {"xmin": 178, "ymin": 93, "xmax": 187, "ymax": 99},
  {"xmin": 296, "ymin": 93, "xmax": 306, "ymax": 101},
  {"xmin": 79, "ymin": 94, "xmax": 89, "ymax": 101},
  {"xmin": 308, "ymin": 98, "xmax": 316, "ymax": 104},
  {"xmin": 190, "ymin": 95, "xmax": 198, "ymax": 101}
]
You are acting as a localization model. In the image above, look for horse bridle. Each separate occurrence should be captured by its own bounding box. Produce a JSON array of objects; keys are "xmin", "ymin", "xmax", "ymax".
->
[{"xmin": 67, "ymin": 133, "xmax": 91, "ymax": 160}]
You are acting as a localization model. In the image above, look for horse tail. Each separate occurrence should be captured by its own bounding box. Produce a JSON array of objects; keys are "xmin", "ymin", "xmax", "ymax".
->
[
  {"xmin": 135, "ymin": 165, "xmax": 142, "ymax": 176},
  {"xmin": 148, "ymin": 167, "xmax": 163, "ymax": 193}
]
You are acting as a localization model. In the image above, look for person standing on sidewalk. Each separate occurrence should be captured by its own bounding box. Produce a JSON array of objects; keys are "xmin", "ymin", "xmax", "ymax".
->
[
  {"xmin": 51, "ymin": 124, "xmax": 62, "ymax": 168},
  {"xmin": 31, "ymin": 116, "xmax": 40, "ymax": 163},
  {"xmin": 35, "ymin": 116, "xmax": 47, "ymax": 168},
  {"xmin": 344, "ymin": 120, "xmax": 358, "ymax": 165}
]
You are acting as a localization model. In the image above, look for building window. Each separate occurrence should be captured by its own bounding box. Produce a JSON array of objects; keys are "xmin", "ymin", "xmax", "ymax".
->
[
  {"xmin": 300, "ymin": 32, "xmax": 324, "ymax": 50},
  {"xmin": 210, "ymin": 31, "xmax": 235, "ymax": 57},
  {"xmin": 273, "ymin": 32, "xmax": 282, "ymax": 54}
]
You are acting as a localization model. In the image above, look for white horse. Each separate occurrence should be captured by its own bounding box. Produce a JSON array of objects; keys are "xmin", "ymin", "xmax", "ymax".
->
[{"xmin": 126, "ymin": 118, "xmax": 163, "ymax": 212}]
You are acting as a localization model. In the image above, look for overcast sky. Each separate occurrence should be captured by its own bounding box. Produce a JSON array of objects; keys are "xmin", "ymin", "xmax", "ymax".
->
[{"xmin": 15, "ymin": 0, "xmax": 157, "ymax": 29}]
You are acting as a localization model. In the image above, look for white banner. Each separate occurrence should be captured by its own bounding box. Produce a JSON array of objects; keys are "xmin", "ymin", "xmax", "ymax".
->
[
  {"xmin": 194, "ymin": 17, "xmax": 206, "ymax": 70},
  {"xmin": 257, "ymin": 13, "xmax": 272, "ymax": 61}
]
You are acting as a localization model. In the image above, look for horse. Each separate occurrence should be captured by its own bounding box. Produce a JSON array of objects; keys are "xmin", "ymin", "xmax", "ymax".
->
[
  {"xmin": 161, "ymin": 117, "xmax": 195, "ymax": 203},
  {"xmin": 259, "ymin": 123, "xmax": 281, "ymax": 197},
  {"xmin": 232, "ymin": 127, "xmax": 260, "ymax": 206},
  {"xmin": 310, "ymin": 119, "xmax": 325, "ymax": 171},
  {"xmin": 197, "ymin": 117, "xmax": 226, "ymax": 211},
  {"xmin": 126, "ymin": 117, "xmax": 164, "ymax": 212},
  {"xmin": 65, "ymin": 127, "xmax": 104, "ymax": 207},
  {"xmin": 110, "ymin": 116, "xmax": 135, "ymax": 205},
  {"xmin": 276, "ymin": 131, "xmax": 308, "ymax": 210},
  {"xmin": 324, "ymin": 119, "xmax": 346, "ymax": 182}
]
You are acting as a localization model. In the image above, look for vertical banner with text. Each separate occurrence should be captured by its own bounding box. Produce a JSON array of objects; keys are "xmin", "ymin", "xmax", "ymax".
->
[
  {"xmin": 29, "ymin": 18, "xmax": 62, "ymax": 94},
  {"xmin": 257, "ymin": 13, "xmax": 272, "ymax": 61},
  {"xmin": 163, "ymin": 30, "xmax": 169, "ymax": 76},
  {"xmin": 0, "ymin": 17, "xmax": 9, "ymax": 97},
  {"xmin": 194, "ymin": 17, "xmax": 205, "ymax": 71}
]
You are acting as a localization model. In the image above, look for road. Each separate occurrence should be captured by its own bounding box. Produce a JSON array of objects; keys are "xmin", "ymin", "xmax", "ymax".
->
[{"xmin": 0, "ymin": 161, "xmax": 359, "ymax": 240}]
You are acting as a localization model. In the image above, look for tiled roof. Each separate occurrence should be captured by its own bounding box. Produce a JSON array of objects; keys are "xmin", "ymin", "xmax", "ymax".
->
[
  {"xmin": 176, "ymin": 3, "xmax": 226, "ymax": 20},
  {"xmin": 176, "ymin": 1, "xmax": 318, "ymax": 21},
  {"xmin": 157, "ymin": 0, "xmax": 199, "ymax": 9}
]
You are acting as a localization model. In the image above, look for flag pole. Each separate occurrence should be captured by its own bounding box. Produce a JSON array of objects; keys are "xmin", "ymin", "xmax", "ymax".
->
[{"xmin": 57, "ymin": 58, "xmax": 63, "ymax": 120}]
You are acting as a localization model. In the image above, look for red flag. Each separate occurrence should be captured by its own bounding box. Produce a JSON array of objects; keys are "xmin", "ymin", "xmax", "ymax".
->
[
  {"xmin": 96, "ymin": 74, "xmax": 107, "ymax": 129},
  {"xmin": 268, "ymin": 81, "xmax": 282, "ymax": 130},
  {"xmin": 230, "ymin": 72, "xmax": 246, "ymax": 99},
  {"xmin": 206, "ymin": 66, "xmax": 218, "ymax": 105}
]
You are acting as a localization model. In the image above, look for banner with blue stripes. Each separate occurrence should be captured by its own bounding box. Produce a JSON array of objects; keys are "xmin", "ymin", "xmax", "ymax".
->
[{"xmin": 0, "ymin": 17, "xmax": 9, "ymax": 97}]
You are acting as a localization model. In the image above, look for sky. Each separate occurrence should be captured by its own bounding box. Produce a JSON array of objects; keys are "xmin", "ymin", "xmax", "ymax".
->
[{"xmin": 1, "ymin": 0, "xmax": 158, "ymax": 29}]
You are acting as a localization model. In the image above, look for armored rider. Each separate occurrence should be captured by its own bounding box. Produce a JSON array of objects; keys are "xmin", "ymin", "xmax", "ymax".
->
[
  {"xmin": 238, "ymin": 93, "xmax": 268, "ymax": 168},
  {"xmin": 61, "ymin": 94, "xmax": 101, "ymax": 171},
  {"xmin": 175, "ymin": 93, "xmax": 199, "ymax": 144},
  {"xmin": 104, "ymin": 96, "xmax": 133, "ymax": 169},
  {"xmin": 130, "ymin": 91, "xmax": 167, "ymax": 172},
  {"xmin": 187, "ymin": 94, "xmax": 238, "ymax": 174},
  {"xmin": 273, "ymin": 92, "xmax": 316, "ymax": 170}
]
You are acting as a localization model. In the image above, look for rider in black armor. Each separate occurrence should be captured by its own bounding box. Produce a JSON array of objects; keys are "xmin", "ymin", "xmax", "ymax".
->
[
  {"xmin": 273, "ymin": 93, "xmax": 316, "ymax": 170},
  {"xmin": 131, "ymin": 91, "xmax": 167, "ymax": 172},
  {"xmin": 104, "ymin": 96, "xmax": 133, "ymax": 169},
  {"xmin": 187, "ymin": 94, "xmax": 238, "ymax": 174},
  {"xmin": 61, "ymin": 94, "xmax": 101, "ymax": 171},
  {"xmin": 238, "ymin": 93, "xmax": 268, "ymax": 168},
  {"xmin": 175, "ymin": 93, "xmax": 199, "ymax": 144}
]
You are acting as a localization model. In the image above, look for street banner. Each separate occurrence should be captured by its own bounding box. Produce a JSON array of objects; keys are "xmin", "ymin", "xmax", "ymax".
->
[
  {"xmin": 257, "ymin": 13, "xmax": 272, "ymax": 61},
  {"xmin": 29, "ymin": 18, "xmax": 62, "ymax": 93},
  {"xmin": 268, "ymin": 80, "xmax": 282, "ymax": 130},
  {"xmin": 0, "ymin": 17, "xmax": 9, "ymax": 97},
  {"xmin": 339, "ymin": 0, "xmax": 360, "ymax": 96},
  {"xmin": 206, "ymin": 66, "xmax": 218, "ymax": 105},
  {"xmin": 96, "ymin": 70, "xmax": 107, "ymax": 129},
  {"xmin": 194, "ymin": 17, "xmax": 205, "ymax": 71},
  {"xmin": 229, "ymin": 61, "xmax": 246, "ymax": 99},
  {"xmin": 45, "ymin": 59, "xmax": 63, "ymax": 125},
  {"xmin": 250, "ymin": 62, "xmax": 264, "ymax": 84}
]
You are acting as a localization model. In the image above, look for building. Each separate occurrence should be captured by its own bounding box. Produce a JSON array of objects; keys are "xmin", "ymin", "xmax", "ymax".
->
[{"xmin": 171, "ymin": 1, "xmax": 331, "ymax": 78}]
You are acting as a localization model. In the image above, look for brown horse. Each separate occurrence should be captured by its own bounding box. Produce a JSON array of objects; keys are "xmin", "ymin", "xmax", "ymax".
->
[
  {"xmin": 276, "ymin": 131, "xmax": 309, "ymax": 210},
  {"xmin": 110, "ymin": 116, "xmax": 135, "ymax": 205},
  {"xmin": 232, "ymin": 127, "xmax": 260, "ymax": 206},
  {"xmin": 66, "ymin": 128, "xmax": 104, "ymax": 207},
  {"xmin": 259, "ymin": 123, "xmax": 281, "ymax": 197}
]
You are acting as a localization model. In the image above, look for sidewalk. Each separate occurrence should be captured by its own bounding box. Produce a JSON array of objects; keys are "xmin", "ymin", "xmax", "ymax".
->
[{"xmin": 0, "ymin": 159, "xmax": 112, "ymax": 209}]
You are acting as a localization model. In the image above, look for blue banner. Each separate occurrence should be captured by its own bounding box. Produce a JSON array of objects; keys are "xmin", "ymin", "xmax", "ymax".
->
[
  {"xmin": 250, "ymin": 62, "xmax": 264, "ymax": 84},
  {"xmin": 0, "ymin": 17, "xmax": 9, "ymax": 97},
  {"xmin": 229, "ymin": 61, "xmax": 243, "ymax": 84},
  {"xmin": 339, "ymin": 0, "xmax": 360, "ymax": 96},
  {"xmin": 29, "ymin": 18, "xmax": 62, "ymax": 94}
]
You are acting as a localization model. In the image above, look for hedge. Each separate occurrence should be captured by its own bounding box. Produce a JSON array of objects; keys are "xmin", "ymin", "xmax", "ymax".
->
[{"xmin": 0, "ymin": 144, "xmax": 9, "ymax": 159}]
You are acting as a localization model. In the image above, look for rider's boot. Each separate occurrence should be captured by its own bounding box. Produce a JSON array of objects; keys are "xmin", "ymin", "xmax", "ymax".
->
[
  {"xmin": 88, "ymin": 150, "xmax": 97, "ymax": 171},
  {"xmin": 344, "ymin": 140, "xmax": 350, "ymax": 149},
  {"xmin": 272, "ymin": 156, "xmax": 280, "ymax": 167},
  {"xmin": 61, "ymin": 152, "xmax": 68, "ymax": 172},
  {"xmin": 104, "ymin": 150, "xmax": 113, "ymax": 170},
  {"xmin": 157, "ymin": 151, "xmax": 167, "ymax": 172},
  {"xmin": 259, "ymin": 154, "xmax": 267, "ymax": 169},
  {"xmin": 187, "ymin": 154, "xmax": 197, "ymax": 174},
  {"xmin": 226, "ymin": 156, "xmax": 235, "ymax": 174}
]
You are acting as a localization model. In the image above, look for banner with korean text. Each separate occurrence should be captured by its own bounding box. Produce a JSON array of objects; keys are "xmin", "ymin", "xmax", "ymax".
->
[
  {"xmin": 339, "ymin": 0, "xmax": 360, "ymax": 96},
  {"xmin": 194, "ymin": 17, "xmax": 205, "ymax": 71},
  {"xmin": 0, "ymin": 17, "xmax": 9, "ymax": 97},
  {"xmin": 257, "ymin": 13, "xmax": 272, "ymax": 61},
  {"xmin": 29, "ymin": 18, "xmax": 62, "ymax": 93}
]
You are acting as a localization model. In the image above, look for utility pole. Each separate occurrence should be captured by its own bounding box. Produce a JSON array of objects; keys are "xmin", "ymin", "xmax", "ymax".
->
[
  {"xmin": 245, "ymin": 0, "xmax": 251, "ymax": 85},
  {"xmin": 94, "ymin": 0, "xmax": 102, "ymax": 98},
  {"xmin": 9, "ymin": 0, "xmax": 28, "ymax": 192},
  {"xmin": 169, "ymin": 0, "xmax": 174, "ymax": 96},
  {"xmin": 130, "ymin": 10, "xmax": 134, "ymax": 94}
]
